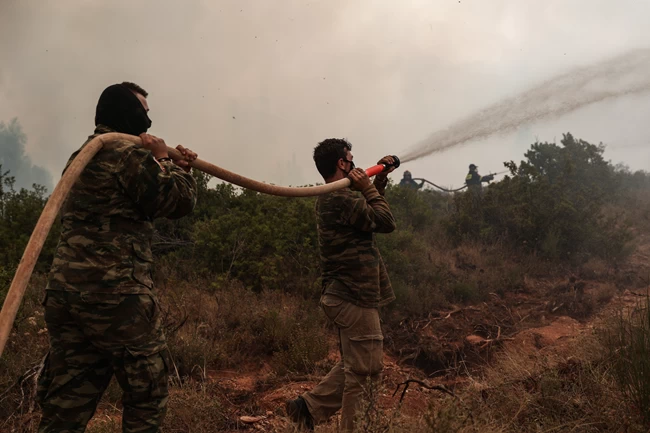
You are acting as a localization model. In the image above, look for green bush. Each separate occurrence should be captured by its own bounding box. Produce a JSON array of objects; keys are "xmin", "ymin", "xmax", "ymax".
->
[
  {"xmin": 0, "ymin": 166, "xmax": 59, "ymax": 274},
  {"xmin": 190, "ymin": 188, "xmax": 319, "ymax": 294},
  {"xmin": 447, "ymin": 133, "xmax": 633, "ymax": 266}
]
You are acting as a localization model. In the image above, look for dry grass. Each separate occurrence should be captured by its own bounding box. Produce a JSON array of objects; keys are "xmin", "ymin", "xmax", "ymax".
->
[
  {"xmin": 593, "ymin": 283, "xmax": 618, "ymax": 305},
  {"xmin": 158, "ymin": 280, "xmax": 329, "ymax": 379},
  {"xmin": 444, "ymin": 324, "xmax": 646, "ymax": 433},
  {"xmin": 1, "ymin": 240, "xmax": 646, "ymax": 432},
  {"xmin": 600, "ymin": 296, "xmax": 650, "ymax": 427},
  {"xmin": 0, "ymin": 277, "xmax": 330, "ymax": 432},
  {"xmin": 328, "ymin": 332, "xmax": 646, "ymax": 433}
]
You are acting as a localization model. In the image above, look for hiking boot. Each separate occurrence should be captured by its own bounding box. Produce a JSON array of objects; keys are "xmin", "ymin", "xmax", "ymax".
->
[{"xmin": 285, "ymin": 396, "xmax": 314, "ymax": 431}]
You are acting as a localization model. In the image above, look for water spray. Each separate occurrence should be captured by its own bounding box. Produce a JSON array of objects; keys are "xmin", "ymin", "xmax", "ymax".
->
[
  {"xmin": 400, "ymin": 49, "xmax": 650, "ymax": 163},
  {"xmin": 0, "ymin": 133, "xmax": 399, "ymax": 356}
]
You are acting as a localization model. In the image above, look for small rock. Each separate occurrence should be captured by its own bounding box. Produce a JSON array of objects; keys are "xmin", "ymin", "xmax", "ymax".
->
[
  {"xmin": 466, "ymin": 334, "xmax": 486, "ymax": 345},
  {"xmin": 240, "ymin": 415, "xmax": 265, "ymax": 424}
]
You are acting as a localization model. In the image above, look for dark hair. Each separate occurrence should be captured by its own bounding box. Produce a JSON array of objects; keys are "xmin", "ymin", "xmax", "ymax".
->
[
  {"xmin": 313, "ymin": 138, "xmax": 352, "ymax": 179},
  {"xmin": 121, "ymin": 81, "xmax": 149, "ymax": 98}
]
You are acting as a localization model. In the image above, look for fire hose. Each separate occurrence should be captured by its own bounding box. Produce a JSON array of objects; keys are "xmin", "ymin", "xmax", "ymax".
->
[
  {"xmin": 0, "ymin": 132, "xmax": 401, "ymax": 357},
  {"xmin": 413, "ymin": 178, "xmax": 467, "ymax": 193},
  {"xmin": 413, "ymin": 170, "xmax": 508, "ymax": 193}
]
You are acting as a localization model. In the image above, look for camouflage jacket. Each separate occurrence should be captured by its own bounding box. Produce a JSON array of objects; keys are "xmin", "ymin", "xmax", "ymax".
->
[
  {"xmin": 316, "ymin": 183, "xmax": 396, "ymax": 309},
  {"xmin": 47, "ymin": 125, "xmax": 197, "ymax": 294}
]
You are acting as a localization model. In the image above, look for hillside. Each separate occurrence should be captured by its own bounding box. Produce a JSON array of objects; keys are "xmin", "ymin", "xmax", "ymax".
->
[{"xmin": 2, "ymin": 133, "xmax": 650, "ymax": 432}]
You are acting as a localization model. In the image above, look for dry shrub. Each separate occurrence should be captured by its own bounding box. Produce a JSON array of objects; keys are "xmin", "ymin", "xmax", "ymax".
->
[
  {"xmin": 159, "ymin": 280, "xmax": 328, "ymax": 378},
  {"xmin": 269, "ymin": 320, "xmax": 328, "ymax": 376},
  {"xmin": 163, "ymin": 382, "xmax": 232, "ymax": 432},
  {"xmin": 546, "ymin": 291, "xmax": 595, "ymax": 320},
  {"xmin": 449, "ymin": 243, "xmax": 530, "ymax": 301},
  {"xmin": 0, "ymin": 277, "xmax": 48, "ymax": 430},
  {"xmin": 593, "ymin": 283, "xmax": 617, "ymax": 305},
  {"xmin": 601, "ymin": 298, "xmax": 650, "ymax": 427},
  {"xmin": 579, "ymin": 257, "xmax": 610, "ymax": 280},
  {"xmin": 444, "ymin": 336, "xmax": 646, "ymax": 433},
  {"xmin": 387, "ymin": 242, "xmax": 532, "ymax": 325}
]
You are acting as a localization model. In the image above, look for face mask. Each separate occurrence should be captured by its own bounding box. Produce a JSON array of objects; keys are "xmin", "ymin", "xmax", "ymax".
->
[
  {"xmin": 341, "ymin": 158, "xmax": 355, "ymax": 176},
  {"xmin": 95, "ymin": 84, "xmax": 152, "ymax": 135}
]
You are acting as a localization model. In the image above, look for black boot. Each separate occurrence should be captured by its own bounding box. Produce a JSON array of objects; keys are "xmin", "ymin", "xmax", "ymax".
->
[{"xmin": 285, "ymin": 396, "xmax": 314, "ymax": 431}]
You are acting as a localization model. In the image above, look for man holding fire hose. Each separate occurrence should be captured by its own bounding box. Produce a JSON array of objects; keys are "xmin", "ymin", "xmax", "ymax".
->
[
  {"xmin": 37, "ymin": 82, "xmax": 197, "ymax": 432},
  {"xmin": 466, "ymin": 163, "xmax": 494, "ymax": 207},
  {"xmin": 286, "ymin": 138, "xmax": 397, "ymax": 431}
]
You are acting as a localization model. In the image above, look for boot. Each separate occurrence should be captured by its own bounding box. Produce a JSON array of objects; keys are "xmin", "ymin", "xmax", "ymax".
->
[{"xmin": 285, "ymin": 396, "xmax": 314, "ymax": 431}]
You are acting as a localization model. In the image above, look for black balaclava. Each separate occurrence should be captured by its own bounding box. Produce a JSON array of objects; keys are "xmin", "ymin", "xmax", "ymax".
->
[{"xmin": 95, "ymin": 84, "xmax": 152, "ymax": 135}]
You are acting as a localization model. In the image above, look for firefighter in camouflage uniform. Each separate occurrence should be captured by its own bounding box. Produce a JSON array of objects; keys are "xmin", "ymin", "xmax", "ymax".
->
[
  {"xmin": 37, "ymin": 82, "xmax": 198, "ymax": 433},
  {"xmin": 286, "ymin": 138, "xmax": 397, "ymax": 432}
]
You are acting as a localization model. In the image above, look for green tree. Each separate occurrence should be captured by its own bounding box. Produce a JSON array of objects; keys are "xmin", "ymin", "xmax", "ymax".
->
[
  {"xmin": 192, "ymin": 189, "xmax": 319, "ymax": 294},
  {"xmin": 448, "ymin": 133, "xmax": 631, "ymax": 264},
  {"xmin": 0, "ymin": 166, "xmax": 58, "ymax": 298}
]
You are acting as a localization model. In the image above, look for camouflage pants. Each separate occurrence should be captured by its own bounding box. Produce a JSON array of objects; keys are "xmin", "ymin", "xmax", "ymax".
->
[
  {"xmin": 37, "ymin": 290, "xmax": 170, "ymax": 433},
  {"xmin": 302, "ymin": 294, "xmax": 384, "ymax": 432}
]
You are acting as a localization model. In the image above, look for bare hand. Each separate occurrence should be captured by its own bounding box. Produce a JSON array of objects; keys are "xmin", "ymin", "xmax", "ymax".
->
[
  {"xmin": 348, "ymin": 168, "xmax": 372, "ymax": 191},
  {"xmin": 139, "ymin": 133, "xmax": 169, "ymax": 159},
  {"xmin": 174, "ymin": 145, "xmax": 198, "ymax": 173},
  {"xmin": 376, "ymin": 155, "xmax": 396, "ymax": 176}
]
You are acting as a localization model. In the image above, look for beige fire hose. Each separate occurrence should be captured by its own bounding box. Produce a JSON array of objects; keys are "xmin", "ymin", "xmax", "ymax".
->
[{"xmin": 0, "ymin": 133, "xmax": 399, "ymax": 357}]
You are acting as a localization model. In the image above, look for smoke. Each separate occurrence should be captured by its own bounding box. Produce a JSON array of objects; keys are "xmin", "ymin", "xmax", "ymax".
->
[
  {"xmin": 401, "ymin": 49, "xmax": 650, "ymax": 162},
  {"xmin": 0, "ymin": 119, "xmax": 53, "ymax": 191},
  {"xmin": 2, "ymin": 0, "xmax": 650, "ymax": 187}
]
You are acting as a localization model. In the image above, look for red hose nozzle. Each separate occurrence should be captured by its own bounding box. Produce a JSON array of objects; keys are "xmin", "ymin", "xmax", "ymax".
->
[{"xmin": 365, "ymin": 155, "xmax": 401, "ymax": 177}]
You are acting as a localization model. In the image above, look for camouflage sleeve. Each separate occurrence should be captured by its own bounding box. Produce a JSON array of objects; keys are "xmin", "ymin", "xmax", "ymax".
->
[
  {"xmin": 341, "ymin": 185, "xmax": 396, "ymax": 233},
  {"xmin": 116, "ymin": 146, "xmax": 197, "ymax": 220},
  {"xmin": 373, "ymin": 175, "xmax": 388, "ymax": 196}
]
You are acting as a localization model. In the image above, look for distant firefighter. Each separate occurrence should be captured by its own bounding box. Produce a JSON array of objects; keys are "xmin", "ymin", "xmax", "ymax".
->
[
  {"xmin": 465, "ymin": 164, "xmax": 493, "ymax": 192},
  {"xmin": 466, "ymin": 164, "xmax": 494, "ymax": 207},
  {"xmin": 399, "ymin": 170, "xmax": 424, "ymax": 189}
]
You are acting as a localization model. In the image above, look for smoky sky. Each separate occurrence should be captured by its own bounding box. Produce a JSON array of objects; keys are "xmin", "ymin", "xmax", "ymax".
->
[
  {"xmin": 0, "ymin": 118, "xmax": 52, "ymax": 191},
  {"xmin": 1, "ymin": 0, "xmax": 649, "ymax": 191}
]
